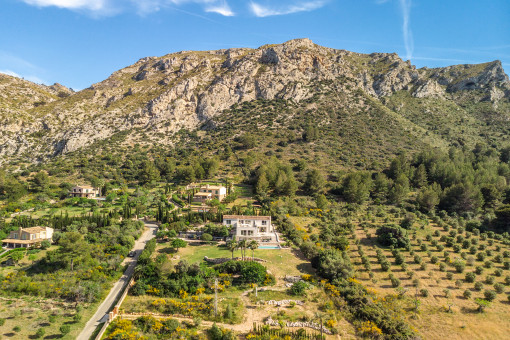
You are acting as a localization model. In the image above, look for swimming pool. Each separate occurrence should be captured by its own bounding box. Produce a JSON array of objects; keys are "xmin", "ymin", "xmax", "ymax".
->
[{"xmin": 258, "ymin": 245, "xmax": 281, "ymax": 249}]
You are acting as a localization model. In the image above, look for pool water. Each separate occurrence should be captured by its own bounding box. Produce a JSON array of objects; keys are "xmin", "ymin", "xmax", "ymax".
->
[{"xmin": 258, "ymin": 245, "xmax": 281, "ymax": 249}]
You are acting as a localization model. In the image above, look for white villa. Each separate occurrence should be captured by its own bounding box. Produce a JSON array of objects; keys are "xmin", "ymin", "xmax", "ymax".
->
[
  {"xmin": 222, "ymin": 215, "xmax": 276, "ymax": 242},
  {"xmin": 69, "ymin": 185, "xmax": 101, "ymax": 199}
]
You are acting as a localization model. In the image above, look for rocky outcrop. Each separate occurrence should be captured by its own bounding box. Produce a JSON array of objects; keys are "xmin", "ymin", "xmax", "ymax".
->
[
  {"xmin": 422, "ymin": 60, "xmax": 510, "ymax": 93},
  {"xmin": 45, "ymin": 83, "xmax": 74, "ymax": 96},
  {"xmin": 0, "ymin": 39, "xmax": 508, "ymax": 163},
  {"xmin": 413, "ymin": 79, "xmax": 445, "ymax": 98}
]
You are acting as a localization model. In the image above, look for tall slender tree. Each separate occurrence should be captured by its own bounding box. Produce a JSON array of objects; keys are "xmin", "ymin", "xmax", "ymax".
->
[
  {"xmin": 227, "ymin": 237, "xmax": 238, "ymax": 260},
  {"xmin": 248, "ymin": 240, "xmax": 259, "ymax": 261}
]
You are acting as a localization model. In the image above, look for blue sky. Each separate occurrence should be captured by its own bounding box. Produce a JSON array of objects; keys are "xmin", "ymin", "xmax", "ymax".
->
[{"xmin": 1, "ymin": 0, "xmax": 509, "ymax": 90}]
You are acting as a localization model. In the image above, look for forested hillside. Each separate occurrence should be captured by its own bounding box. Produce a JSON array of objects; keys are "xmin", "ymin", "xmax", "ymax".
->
[{"xmin": 1, "ymin": 39, "xmax": 510, "ymax": 339}]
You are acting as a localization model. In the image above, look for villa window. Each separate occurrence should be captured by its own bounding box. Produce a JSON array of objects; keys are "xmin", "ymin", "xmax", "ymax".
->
[
  {"xmin": 261, "ymin": 221, "xmax": 267, "ymax": 225},
  {"xmin": 226, "ymin": 220, "xmax": 231, "ymax": 225}
]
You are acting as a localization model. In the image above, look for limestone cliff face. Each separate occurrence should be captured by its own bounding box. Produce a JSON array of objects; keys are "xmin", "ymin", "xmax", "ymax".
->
[
  {"xmin": 420, "ymin": 61, "xmax": 510, "ymax": 92},
  {"xmin": 0, "ymin": 39, "xmax": 508, "ymax": 163}
]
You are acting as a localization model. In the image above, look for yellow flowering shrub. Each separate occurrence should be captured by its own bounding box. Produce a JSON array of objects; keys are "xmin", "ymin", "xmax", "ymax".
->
[
  {"xmin": 105, "ymin": 319, "xmax": 142, "ymax": 340},
  {"xmin": 147, "ymin": 285, "xmax": 160, "ymax": 295},
  {"xmin": 179, "ymin": 289, "xmax": 188, "ymax": 299},
  {"xmin": 326, "ymin": 319, "xmax": 337, "ymax": 328},
  {"xmin": 358, "ymin": 321, "xmax": 383, "ymax": 338},
  {"xmin": 151, "ymin": 298, "xmax": 166, "ymax": 307},
  {"xmin": 301, "ymin": 274, "xmax": 312, "ymax": 281}
]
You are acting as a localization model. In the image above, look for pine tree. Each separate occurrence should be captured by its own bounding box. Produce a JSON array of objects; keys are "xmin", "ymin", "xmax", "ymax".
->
[{"xmin": 256, "ymin": 172, "xmax": 269, "ymax": 195}]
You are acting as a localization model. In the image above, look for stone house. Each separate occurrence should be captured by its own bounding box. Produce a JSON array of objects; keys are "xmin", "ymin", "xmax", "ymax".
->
[
  {"xmin": 2, "ymin": 226, "xmax": 54, "ymax": 248},
  {"xmin": 193, "ymin": 184, "xmax": 227, "ymax": 203}
]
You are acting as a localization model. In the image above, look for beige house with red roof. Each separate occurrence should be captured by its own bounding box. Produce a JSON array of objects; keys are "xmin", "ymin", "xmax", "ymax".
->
[
  {"xmin": 69, "ymin": 185, "xmax": 101, "ymax": 198},
  {"xmin": 2, "ymin": 226, "xmax": 54, "ymax": 248},
  {"xmin": 223, "ymin": 215, "xmax": 275, "ymax": 241}
]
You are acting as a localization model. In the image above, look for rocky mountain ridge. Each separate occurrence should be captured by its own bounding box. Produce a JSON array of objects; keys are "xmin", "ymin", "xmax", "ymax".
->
[{"xmin": 0, "ymin": 38, "xmax": 509, "ymax": 164}]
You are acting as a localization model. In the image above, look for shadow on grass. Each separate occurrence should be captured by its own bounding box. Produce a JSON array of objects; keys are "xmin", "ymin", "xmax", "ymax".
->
[
  {"xmin": 3, "ymin": 333, "xmax": 16, "ymax": 338},
  {"xmin": 158, "ymin": 247, "xmax": 177, "ymax": 254},
  {"xmin": 460, "ymin": 306, "xmax": 479, "ymax": 314},
  {"xmin": 290, "ymin": 248, "xmax": 307, "ymax": 261},
  {"xmin": 296, "ymin": 263, "xmax": 314, "ymax": 274}
]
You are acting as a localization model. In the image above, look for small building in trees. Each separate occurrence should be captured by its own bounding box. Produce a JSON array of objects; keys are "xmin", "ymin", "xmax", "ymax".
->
[
  {"xmin": 223, "ymin": 215, "xmax": 276, "ymax": 242},
  {"xmin": 2, "ymin": 226, "xmax": 54, "ymax": 248},
  {"xmin": 69, "ymin": 185, "xmax": 101, "ymax": 198},
  {"xmin": 192, "ymin": 184, "xmax": 227, "ymax": 203}
]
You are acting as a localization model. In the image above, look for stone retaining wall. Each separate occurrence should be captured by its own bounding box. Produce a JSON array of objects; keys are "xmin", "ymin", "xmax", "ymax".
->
[
  {"xmin": 284, "ymin": 275, "xmax": 302, "ymax": 283},
  {"xmin": 265, "ymin": 317, "xmax": 332, "ymax": 335},
  {"xmin": 266, "ymin": 300, "xmax": 303, "ymax": 306},
  {"xmin": 204, "ymin": 256, "xmax": 266, "ymax": 264}
]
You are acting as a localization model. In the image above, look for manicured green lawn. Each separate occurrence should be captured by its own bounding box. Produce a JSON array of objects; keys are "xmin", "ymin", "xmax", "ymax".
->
[{"xmin": 161, "ymin": 243, "xmax": 314, "ymax": 280}]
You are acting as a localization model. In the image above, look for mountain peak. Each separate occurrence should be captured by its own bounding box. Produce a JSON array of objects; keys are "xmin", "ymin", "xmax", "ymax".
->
[{"xmin": 0, "ymin": 40, "xmax": 508, "ymax": 164}]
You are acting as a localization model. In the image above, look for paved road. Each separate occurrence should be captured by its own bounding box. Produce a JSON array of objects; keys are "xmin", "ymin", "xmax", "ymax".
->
[{"xmin": 77, "ymin": 221, "xmax": 158, "ymax": 340}]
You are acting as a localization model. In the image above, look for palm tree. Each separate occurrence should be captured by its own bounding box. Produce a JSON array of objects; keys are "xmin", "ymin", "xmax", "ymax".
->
[
  {"xmin": 238, "ymin": 239, "xmax": 247, "ymax": 261},
  {"xmin": 248, "ymin": 240, "xmax": 259, "ymax": 261},
  {"xmin": 227, "ymin": 237, "xmax": 238, "ymax": 260}
]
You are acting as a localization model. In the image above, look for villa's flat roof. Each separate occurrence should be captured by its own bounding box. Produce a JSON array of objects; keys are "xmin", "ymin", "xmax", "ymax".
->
[
  {"xmin": 201, "ymin": 185, "xmax": 225, "ymax": 190},
  {"xmin": 223, "ymin": 215, "xmax": 271, "ymax": 220}
]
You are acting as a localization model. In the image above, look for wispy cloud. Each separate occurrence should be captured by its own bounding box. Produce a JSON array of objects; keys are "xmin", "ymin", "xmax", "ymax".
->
[
  {"xmin": 20, "ymin": 0, "xmax": 108, "ymax": 11},
  {"xmin": 205, "ymin": 1, "xmax": 235, "ymax": 17},
  {"xmin": 18, "ymin": 0, "xmax": 236, "ymax": 16},
  {"xmin": 0, "ymin": 51, "xmax": 40, "ymax": 71},
  {"xmin": 0, "ymin": 52, "xmax": 47, "ymax": 84},
  {"xmin": 0, "ymin": 69, "xmax": 46, "ymax": 84},
  {"xmin": 377, "ymin": 0, "xmax": 413, "ymax": 60},
  {"xmin": 399, "ymin": 0, "xmax": 413, "ymax": 60},
  {"xmin": 249, "ymin": 1, "xmax": 326, "ymax": 17}
]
